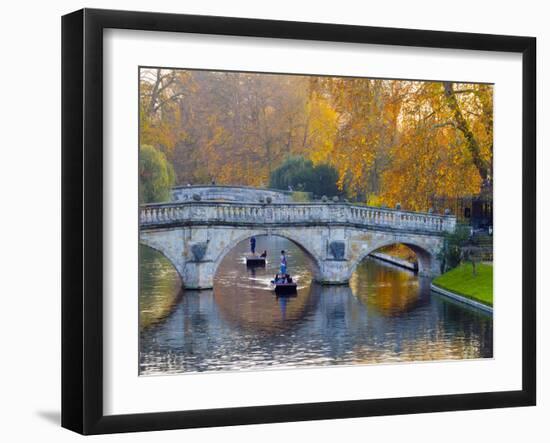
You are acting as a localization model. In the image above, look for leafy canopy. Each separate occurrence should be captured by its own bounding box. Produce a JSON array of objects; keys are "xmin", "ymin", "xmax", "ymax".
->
[
  {"xmin": 140, "ymin": 69, "xmax": 493, "ymax": 212},
  {"xmin": 139, "ymin": 144, "xmax": 176, "ymax": 203}
]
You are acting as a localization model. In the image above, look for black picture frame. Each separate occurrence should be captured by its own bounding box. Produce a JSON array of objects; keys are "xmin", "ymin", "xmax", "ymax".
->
[{"xmin": 62, "ymin": 8, "xmax": 536, "ymax": 435}]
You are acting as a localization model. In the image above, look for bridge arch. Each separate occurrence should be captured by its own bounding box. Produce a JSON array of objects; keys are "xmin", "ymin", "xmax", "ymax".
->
[
  {"xmin": 139, "ymin": 242, "xmax": 181, "ymax": 277},
  {"xmin": 139, "ymin": 233, "xmax": 187, "ymax": 282},
  {"xmin": 211, "ymin": 230, "xmax": 323, "ymax": 281},
  {"xmin": 348, "ymin": 238, "xmax": 439, "ymax": 280}
]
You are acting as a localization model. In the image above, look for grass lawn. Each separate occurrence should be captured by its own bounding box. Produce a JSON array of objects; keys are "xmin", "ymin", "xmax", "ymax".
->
[{"xmin": 433, "ymin": 262, "xmax": 493, "ymax": 307}]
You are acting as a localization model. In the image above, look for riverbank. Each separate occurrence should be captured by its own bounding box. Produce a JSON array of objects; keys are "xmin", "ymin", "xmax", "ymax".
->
[{"xmin": 432, "ymin": 263, "xmax": 493, "ymax": 311}]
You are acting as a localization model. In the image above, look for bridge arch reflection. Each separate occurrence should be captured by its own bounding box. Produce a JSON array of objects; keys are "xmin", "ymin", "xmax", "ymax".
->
[{"xmin": 212, "ymin": 235, "xmax": 319, "ymax": 334}]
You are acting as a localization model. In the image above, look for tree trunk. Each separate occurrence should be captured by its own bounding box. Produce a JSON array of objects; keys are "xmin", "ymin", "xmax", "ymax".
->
[{"xmin": 443, "ymin": 82, "xmax": 490, "ymax": 183}]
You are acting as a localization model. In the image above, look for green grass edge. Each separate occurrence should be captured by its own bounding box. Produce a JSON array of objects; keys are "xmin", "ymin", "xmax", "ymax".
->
[{"xmin": 432, "ymin": 263, "xmax": 493, "ymax": 307}]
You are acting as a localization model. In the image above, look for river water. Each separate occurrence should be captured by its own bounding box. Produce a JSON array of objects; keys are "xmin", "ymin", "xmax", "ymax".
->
[{"xmin": 139, "ymin": 236, "xmax": 493, "ymax": 375}]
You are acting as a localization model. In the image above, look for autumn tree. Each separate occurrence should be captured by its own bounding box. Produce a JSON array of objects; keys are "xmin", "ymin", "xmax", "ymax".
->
[
  {"xmin": 139, "ymin": 68, "xmax": 493, "ymax": 213},
  {"xmin": 140, "ymin": 69, "xmax": 195, "ymax": 156},
  {"xmin": 376, "ymin": 81, "xmax": 492, "ymax": 211},
  {"xmin": 308, "ymin": 77, "xmax": 408, "ymax": 203},
  {"xmin": 443, "ymin": 82, "xmax": 493, "ymax": 185}
]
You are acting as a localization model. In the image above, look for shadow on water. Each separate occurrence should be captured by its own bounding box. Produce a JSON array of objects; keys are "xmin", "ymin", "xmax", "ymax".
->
[{"xmin": 139, "ymin": 236, "xmax": 493, "ymax": 375}]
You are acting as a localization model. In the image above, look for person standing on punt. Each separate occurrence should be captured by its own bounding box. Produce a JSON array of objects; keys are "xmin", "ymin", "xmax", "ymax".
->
[
  {"xmin": 250, "ymin": 236, "xmax": 256, "ymax": 255},
  {"xmin": 280, "ymin": 250, "xmax": 287, "ymax": 275}
]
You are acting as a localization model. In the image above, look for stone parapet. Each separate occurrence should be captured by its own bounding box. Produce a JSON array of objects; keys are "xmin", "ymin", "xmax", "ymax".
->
[{"xmin": 140, "ymin": 201, "xmax": 456, "ymax": 235}]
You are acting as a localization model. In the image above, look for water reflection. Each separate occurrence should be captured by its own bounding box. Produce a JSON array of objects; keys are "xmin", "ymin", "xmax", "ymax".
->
[
  {"xmin": 350, "ymin": 260, "xmax": 430, "ymax": 317},
  {"xmin": 213, "ymin": 236, "xmax": 314, "ymax": 333},
  {"xmin": 139, "ymin": 237, "xmax": 493, "ymax": 375},
  {"xmin": 139, "ymin": 245, "xmax": 182, "ymax": 330}
]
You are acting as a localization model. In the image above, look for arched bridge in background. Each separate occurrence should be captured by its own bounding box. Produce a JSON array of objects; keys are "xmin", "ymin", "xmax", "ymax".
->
[
  {"xmin": 140, "ymin": 200, "xmax": 456, "ymax": 289},
  {"xmin": 171, "ymin": 184, "xmax": 295, "ymax": 203}
]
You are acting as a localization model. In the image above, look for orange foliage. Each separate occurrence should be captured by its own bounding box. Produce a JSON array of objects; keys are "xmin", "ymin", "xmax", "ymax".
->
[{"xmin": 139, "ymin": 68, "xmax": 493, "ymax": 210}]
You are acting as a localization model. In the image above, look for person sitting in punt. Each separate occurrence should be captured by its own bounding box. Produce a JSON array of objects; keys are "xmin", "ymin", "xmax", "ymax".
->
[{"xmin": 260, "ymin": 250, "xmax": 267, "ymax": 258}]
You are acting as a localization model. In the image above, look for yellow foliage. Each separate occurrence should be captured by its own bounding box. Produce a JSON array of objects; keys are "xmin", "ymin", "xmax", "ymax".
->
[{"xmin": 139, "ymin": 69, "xmax": 493, "ymax": 209}]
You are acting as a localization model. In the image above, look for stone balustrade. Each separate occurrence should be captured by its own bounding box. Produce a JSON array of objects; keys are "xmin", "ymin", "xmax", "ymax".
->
[{"xmin": 140, "ymin": 202, "xmax": 456, "ymax": 234}]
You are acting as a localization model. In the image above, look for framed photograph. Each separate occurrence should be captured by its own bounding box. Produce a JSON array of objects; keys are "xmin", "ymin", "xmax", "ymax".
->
[{"xmin": 62, "ymin": 8, "xmax": 536, "ymax": 435}]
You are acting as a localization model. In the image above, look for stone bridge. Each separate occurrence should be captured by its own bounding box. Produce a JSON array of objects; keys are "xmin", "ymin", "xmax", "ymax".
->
[
  {"xmin": 140, "ymin": 202, "xmax": 456, "ymax": 289},
  {"xmin": 171, "ymin": 184, "xmax": 295, "ymax": 203}
]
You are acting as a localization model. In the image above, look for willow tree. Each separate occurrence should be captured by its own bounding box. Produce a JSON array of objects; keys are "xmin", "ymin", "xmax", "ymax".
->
[{"xmin": 139, "ymin": 144, "xmax": 176, "ymax": 203}]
